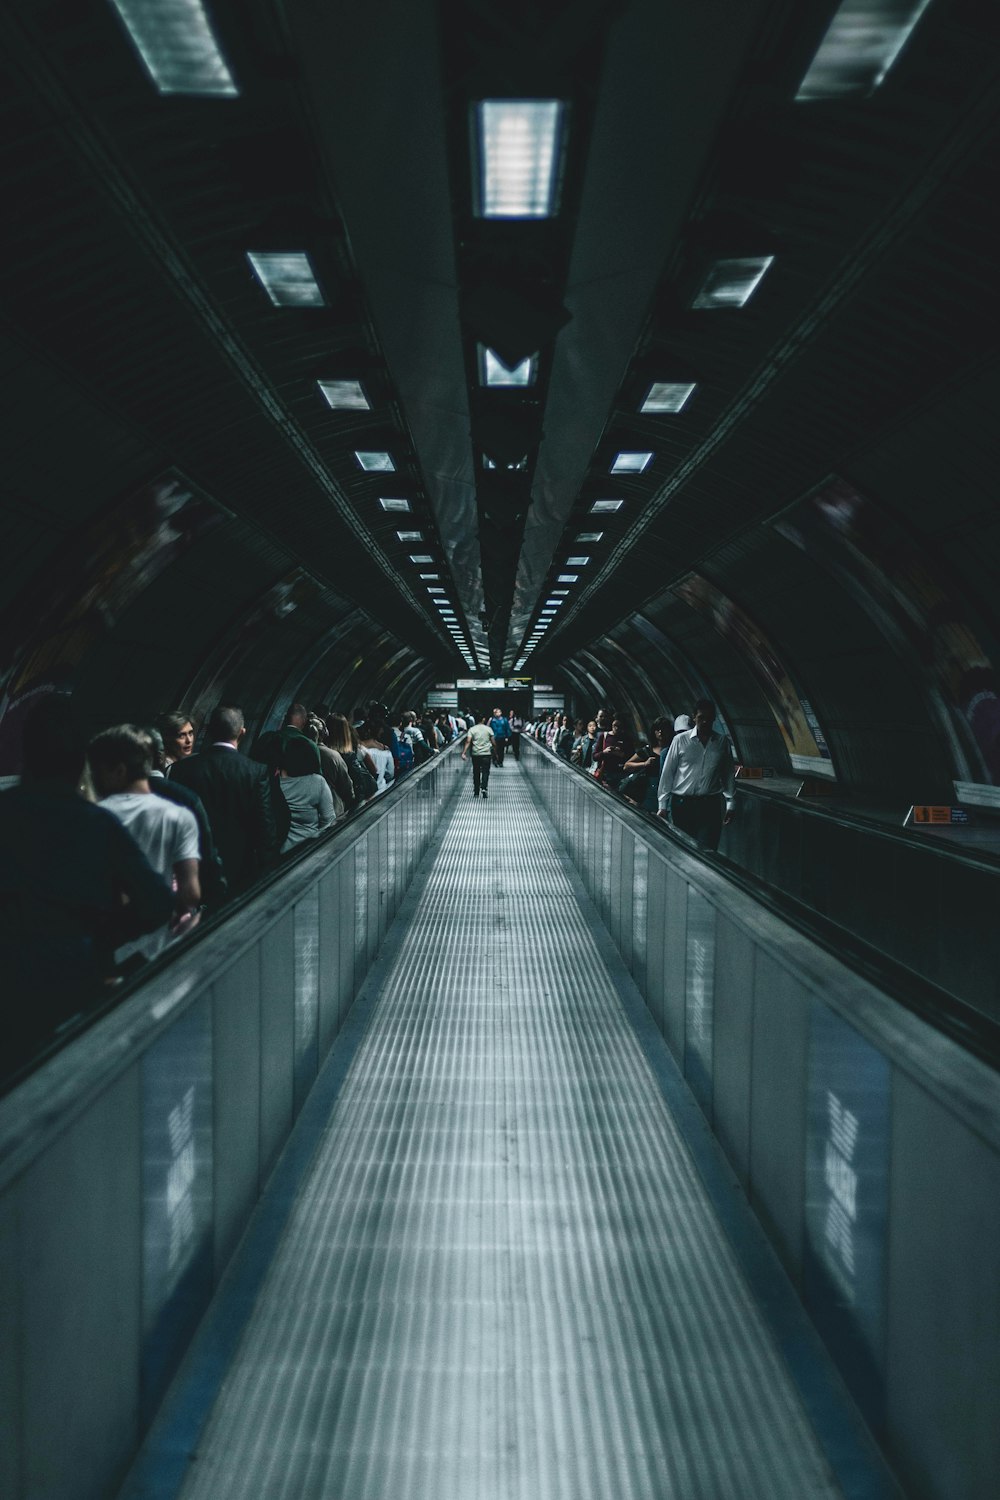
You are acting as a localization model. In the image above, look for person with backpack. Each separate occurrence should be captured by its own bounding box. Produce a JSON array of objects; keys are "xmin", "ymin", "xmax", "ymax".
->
[{"xmin": 327, "ymin": 714, "xmax": 378, "ymax": 803}]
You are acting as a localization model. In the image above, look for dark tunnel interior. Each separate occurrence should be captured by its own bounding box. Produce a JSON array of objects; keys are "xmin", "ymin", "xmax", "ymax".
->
[{"xmin": 1, "ymin": 0, "xmax": 999, "ymax": 814}]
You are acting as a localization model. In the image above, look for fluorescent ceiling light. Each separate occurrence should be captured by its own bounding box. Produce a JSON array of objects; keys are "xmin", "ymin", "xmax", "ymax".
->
[
  {"xmin": 484, "ymin": 457, "xmax": 527, "ymax": 471},
  {"xmin": 318, "ymin": 379, "xmax": 369, "ymax": 411},
  {"xmin": 557, "ymin": 574, "xmax": 578, "ymax": 583},
  {"xmin": 692, "ymin": 256, "xmax": 774, "ymax": 309},
  {"xmin": 355, "ymin": 450, "xmax": 395, "ymax": 472},
  {"xmin": 641, "ymin": 381, "xmax": 696, "ymax": 414},
  {"xmin": 480, "ymin": 346, "xmax": 537, "ymax": 387},
  {"xmin": 566, "ymin": 556, "xmax": 590, "ymax": 566},
  {"xmin": 545, "ymin": 599, "xmax": 562, "ymax": 607},
  {"xmin": 246, "ymin": 252, "xmax": 324, "ymax": 308},
  {"xmin": 378, "ymin": 497, "xmax": 411, "ymax": 513},
  {"xmin": 419, "ymin": 572, "xmax": 439, "ymax": 579},
  {"xmin": 575, "ymin": 532, "xmax": 603, "ymax": 543},
  {"xmin": 427, "ymin": 587, "xmax": 445, "ymax": 594},
  {"xmin": 108, "ymin": 0, "xmax": 238, "ymax": 96},
  {"xmin": 410, "ymin": 554, "xmax": 433, "ymax": 564},
  {"xmin": 797, "ymin": 0, "xmax": 933, "ymax": 99},
  {"xmin": 591, "ymin": 499, "xmax": 624, "ymax": 513},
  {"xmin": 396, "ymin": 531, "xmax": 423, "ymax": 542},
  {"xmin": 476, "ymin": 100, "xmax": 565, "ymax": 218},
  {"xmin": 610, "ymin": 452, "xmax": 653, "ymax": 474}
]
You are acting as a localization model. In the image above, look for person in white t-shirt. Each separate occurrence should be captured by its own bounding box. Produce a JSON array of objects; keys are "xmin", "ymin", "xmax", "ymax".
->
[{"xmin": 89, "ymin": 725, "xmax": 201, "ymax": 963}]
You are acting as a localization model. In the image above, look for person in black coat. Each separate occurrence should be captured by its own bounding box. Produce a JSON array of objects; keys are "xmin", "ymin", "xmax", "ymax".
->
[
  {"xmin": 0, "ymin": 695, "xmax": 173, "ymax": 1079},
  {"xmin": 169, "ymin": 704, "xmax": 282, "ymax": 895}
]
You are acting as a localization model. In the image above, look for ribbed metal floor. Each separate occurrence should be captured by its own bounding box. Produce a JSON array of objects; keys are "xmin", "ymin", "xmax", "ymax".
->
[{"xmin": 177, "ymin": 764, "xmax": 843, "ymax": 1500}]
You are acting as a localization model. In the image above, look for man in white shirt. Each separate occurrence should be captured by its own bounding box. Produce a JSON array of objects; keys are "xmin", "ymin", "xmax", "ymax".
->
[
  {"xmin": 89, "ymin": 725, "xmax": 202, "ymax": 962},
  {"xmin": 656, "ymin": 699, "xmax": 735, "ymax": 852}
]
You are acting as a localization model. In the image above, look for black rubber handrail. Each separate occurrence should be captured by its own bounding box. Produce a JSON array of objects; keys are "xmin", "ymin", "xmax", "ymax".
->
[{"xmin": 528, "ymin": 738, "xmax": 1000, "ymax": 1072}]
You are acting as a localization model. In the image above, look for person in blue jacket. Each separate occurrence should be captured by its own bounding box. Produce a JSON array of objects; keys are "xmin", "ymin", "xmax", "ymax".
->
[{"xmin": 489, "ymin": 707, "xmax": 512, "ymax": 765}]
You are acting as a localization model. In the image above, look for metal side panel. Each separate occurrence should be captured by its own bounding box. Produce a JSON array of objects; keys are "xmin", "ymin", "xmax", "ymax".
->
[{"xmin": 173, "ymin": 766, "xmax": 843, "ymax": 1500}]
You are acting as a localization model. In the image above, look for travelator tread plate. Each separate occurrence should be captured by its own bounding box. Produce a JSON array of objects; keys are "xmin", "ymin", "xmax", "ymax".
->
[{"xmin": 177, "ymin": 765, "xmax": 841, "ymax": 1500}]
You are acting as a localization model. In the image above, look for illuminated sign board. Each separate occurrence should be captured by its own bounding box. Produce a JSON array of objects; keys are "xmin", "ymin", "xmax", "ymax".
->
[
  {"xmin": 906, "ymin": 805, "xmax": 971, "ymax": 826},
  {"xmin": 684, "ymin": 887, "xmax": 715, "ymax": 1113},
  {"xmin": 804, "ymin": 1005, "xmax": 890, "ymax": 1429},
  {"xmin": 427, "ymin": 690, "xmax": 458, "ymax": 708},
  {"xmin": 456, "ymin": 677, "xmax": 505, "ymax": 689},
  {"xmin": 141, "ymin": 1000, "xmax": 213, "ymax": 1421}
]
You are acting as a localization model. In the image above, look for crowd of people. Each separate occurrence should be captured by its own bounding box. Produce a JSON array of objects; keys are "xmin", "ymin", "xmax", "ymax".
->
[
  {"xmin": 525, "ymin": 700, "xmax": 736, "ymax": 851},
  {"xmin": 0, "ymin": 694, "xmax": 469, "ymax": 1079},
  {"xmin": 1, "ymin": 688, "xmax": 734, "ymax": 1079}
]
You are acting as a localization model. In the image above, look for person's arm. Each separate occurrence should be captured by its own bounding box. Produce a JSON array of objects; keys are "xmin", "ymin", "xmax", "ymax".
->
[
  {"xmin": 170, "ymin": 858, "xmax": 201, "ymax": 936},
  {"xmin": 721, "ymin": 742, "xmax": 736, "ymax": 825},
  {"xmin": 461, "ymin": 729, "xmax": 472, "ymax": 760},
  {"xmin": 657, "ymin": 737, "xmax": 681, "ymax": 818},
  {"xmin": 315, "ymin": 777, "xmax": 336, "ymax": 834},
  {"xmin": 330, "ymin": 749, "xmax": 355, "ymax": 811},
  {"xmin": 254, "ymin": 765, "xmax": 282, "ymax": 865}
]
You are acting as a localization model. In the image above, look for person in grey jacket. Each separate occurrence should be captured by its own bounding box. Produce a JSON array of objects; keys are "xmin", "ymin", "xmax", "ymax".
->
[{"xmin": 278, "ymin": 735, "xmax": 335, "ymax": 852}]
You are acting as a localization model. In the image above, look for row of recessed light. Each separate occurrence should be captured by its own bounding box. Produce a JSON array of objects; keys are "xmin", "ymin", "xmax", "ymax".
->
[{"xmin": 108, "ymin": 1, "xmax": 935, "ymax": 111}]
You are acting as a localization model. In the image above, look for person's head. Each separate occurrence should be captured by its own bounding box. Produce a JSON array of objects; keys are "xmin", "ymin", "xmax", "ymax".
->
[
  {"xmin": 673, "ymin": 713, "xmax": 692, "ymax": 734},
  {"xmin": 88, "ymin": 725, "xmax": 151, "ymax": 798},
  {"xmin": 284, "ymin": 702, "xmax": 308, "ymax": 730},
  {"xmin": 358, "ymin": 720, "xmax": 381, "ymax": 742},
  {"xmin": 403, "ymin": 710, "xmax": 417, "ymax": 727},
  {"xmin": 693, "ymin": 699, "xmax": 716, "ymax": 732},
  {"xmin": 650, "ymin": 716, "xmax": 672, "ymax": 747},
  {"xmin": 574, "ymin": 719, "xmax": 584, "ymax": 733},
  {"xmin": 157, "ymin": 710, "xmax": 195, "ymax": 763},
  {"xmin": 479, "ymin": 710, "xmax": 490, "ymax": 723},
  {"xmin": 492, "ymin": 707, "xmax": 501, "ymax": 718},
  {"xmin": 611, "ymin": 717, "xmax": 622, "ymax": 736},
  {"xmin": 138, "ymin": 725, "xmax": 166, "ymax": 773},
  {"xmin": 595, "ymin": 709, "xmax": 609, "ymax": 727},
  {"xmin": 587, "ymin": 719, "xmax": 597, "ymax": 737},
  {"xmin": 325, "ymin": 713, "xmax": 354, "ymax": 754},
  {"xmin": 280, "ymin": 735, "xmax": 319, "ymax": 778},
  {"xmin": 207, "ymin": 704, "xmax": 245, "ymax": 745},
  {"xmin": 20, "ymin": 693, "xmax": 87, "ymax": 786}
]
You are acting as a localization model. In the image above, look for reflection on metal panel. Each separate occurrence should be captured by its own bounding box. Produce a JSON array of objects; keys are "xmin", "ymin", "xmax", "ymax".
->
[
  {"xmin": 354, "ymin": 851, "xmax": 368, "ymax": 969},
  {"xmin": 633, "ymin": 841, "xmax": 648, "ymax": 981},
  {"xmin": 805, "ymin": 1004, "xmax": 891, "ymax": 1430},
  {"xmin": 294, "ymin": 890, "xmax": 320, "ymax": 1108},
  {"xmin": 684, "ymin": 887, "xmax": 716, "ymax": 1116},
  {"xmin": 140, "ymin": 998, "xmax": 213, "ymax": 1422}
]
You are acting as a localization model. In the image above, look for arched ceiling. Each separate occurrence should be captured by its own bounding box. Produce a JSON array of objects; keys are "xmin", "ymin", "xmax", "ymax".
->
[{"xmin": 1, "ymin": 0, "xmax": 999, "ymax": 785}]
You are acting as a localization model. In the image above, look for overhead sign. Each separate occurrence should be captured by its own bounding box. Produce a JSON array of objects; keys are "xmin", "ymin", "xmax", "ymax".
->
[
  {"xmin": 434, "ymin": 682, "xmax": 455, "ymax": 690},
  {"xmin": 905, "ymin": 805, "xmax": 971, "ymax": 826},
  {"xmin": 457, "ymin": 676, "xmax": 505, "ymax": 689},
  {"xmin": 427, "ymin": 690, "xmax": 458, "ymax": 709}
]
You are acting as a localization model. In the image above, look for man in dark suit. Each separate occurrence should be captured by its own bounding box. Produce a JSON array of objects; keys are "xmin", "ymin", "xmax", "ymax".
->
[{"xmin": 170, "ymin": 704, "xmax": 282, "ymax": 896}]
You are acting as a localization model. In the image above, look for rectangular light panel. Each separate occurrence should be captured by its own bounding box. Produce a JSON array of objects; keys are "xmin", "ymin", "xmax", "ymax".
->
[
  {"xmin": 575, "ymin": 532, "xmax": 603, "ymax": 543},
  {"xmin": 566, "ymin": 556, "xmax": 590, "ymax": 566},
  {"xmin": 797, "ymin": 0, "xmax": 933, "ymax": 99},
  {"xmin": 410, "ymin": 554, "xmax": 433, "ymax": 564},
  {"xmin": 247, "ymin": 252, "xmax": 324, "ymax": 307},
  {"xmin": 476, "ymin": 100, "xmax": 564, "ymax": 218},
  {"xmin": 427, "ymin": 587, "xmax": 445, "ymax": 594},
  {"xmin": 108, "ymin": 0, "xmax": 238, "ymax": 96},
  {"xmin": 419, "ymin": 572, "xmax": 439, "ymax": 579},
  {"xmin": 610, "ymin": 452, "xmax": 653, "ymax": 474},
  {"xmin": 641, "ymin": 381, "xmax": 696, "ymax": 413},
  {"xmin": 355, "ymin": 450, "xmax": 395, "ymax": 472},
  {"xmin": 692, "ymin": 256, "xmax": 774, "ymax": 309},
  {"xmin": 591, "ymin": 499, "xmax": 623, "ymax": 513},
  {"xmin": 378, "ymin": 497, "xmax": 411, "ymax": 513},
  {"xmin": 480, "ymin": 346, "xmax": 537, "ymax": 387},
  {"xmin": 318, "ymin": 379, "xmax": 370, "ymax": 411},
  {"xmin": 396, "ymin": 530, "xmax": 423, "ymax": 541},
  {"xmin": 557, "ymin": 574, "xmax": 578, "ymax": 583}
]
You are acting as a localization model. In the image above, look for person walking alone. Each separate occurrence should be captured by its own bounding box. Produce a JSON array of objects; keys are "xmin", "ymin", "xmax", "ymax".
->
[
  {"xmin": 462, "ymin": 712, "xmax": 496, "ymax": 799},
  {"xmin": 656, "ymin": 700, "xmax": 735, "ymax": 851},
  {"xmin": 489, "ymin": 707, "xmax": 511, "ymax": 766}
]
